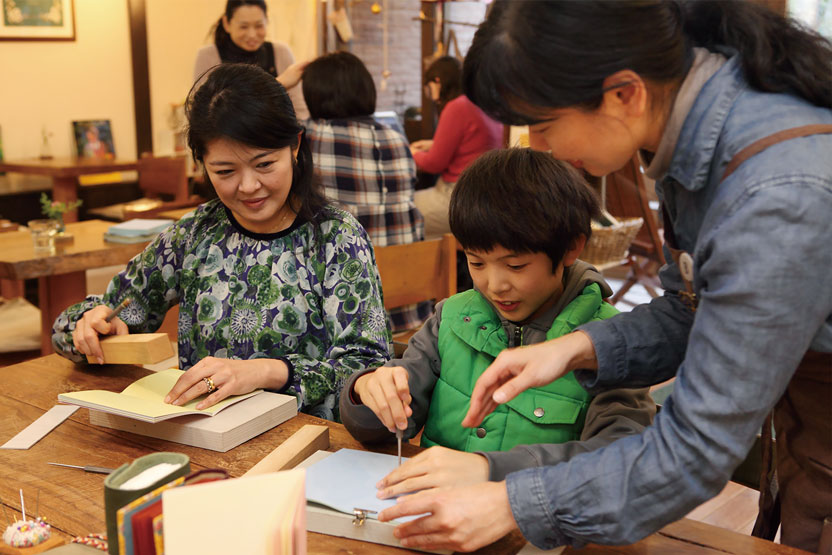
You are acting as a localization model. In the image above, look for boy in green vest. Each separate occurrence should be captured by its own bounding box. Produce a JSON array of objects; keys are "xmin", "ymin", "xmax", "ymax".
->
[{"xmin": 340, "ymin": 149, "xmax": 655, "ymax": 491}]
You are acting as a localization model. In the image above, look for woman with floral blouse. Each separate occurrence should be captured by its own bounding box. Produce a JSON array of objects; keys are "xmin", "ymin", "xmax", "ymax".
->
[{"xmin": 52, "ymin": 63, "xmax": 391, "ymax": 421}]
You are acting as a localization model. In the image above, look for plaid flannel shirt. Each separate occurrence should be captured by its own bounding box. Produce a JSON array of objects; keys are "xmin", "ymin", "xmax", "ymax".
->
[{"xmin": 306, "ymin": 116, "xmax": 432, "ymax": 332}]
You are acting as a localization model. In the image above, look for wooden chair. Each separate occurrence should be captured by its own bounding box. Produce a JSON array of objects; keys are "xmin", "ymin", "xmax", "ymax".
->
[
  {"xmin": 604, "ymin": 155, "xmax": 666, "ymax": 305},
  {"xmin": 374, "ymin": 234, "xmax": 457, "ymax": 356},
  {"xmin": 0, "ymin": 219, "xmax": 24, "ymax": 299},
  {"xmin": 89, "ymin": 154, "xmax": 204, "ymax": 221}
]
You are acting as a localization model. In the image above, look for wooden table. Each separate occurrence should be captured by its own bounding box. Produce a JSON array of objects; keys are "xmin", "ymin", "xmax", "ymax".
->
[
  {"xmin": 0, "ymin": 355, "xmax": 807, "ymax": 555},
  {"xmin": 0, "ymin": 157, "xmax": 138, "ymax": 222},
  {"xmin": 0, "ymin": 220, "xmax": 147, "ymax": 354}
]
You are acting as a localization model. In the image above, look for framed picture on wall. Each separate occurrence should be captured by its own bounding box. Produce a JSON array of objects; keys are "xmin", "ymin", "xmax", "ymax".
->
[
  {"xmin": 0, "ymin": 0, "xmax": 75, "ymax": 41},
  {"xmin": 72, "ymin": 120, "xmax": 115, "ymax": 160}
]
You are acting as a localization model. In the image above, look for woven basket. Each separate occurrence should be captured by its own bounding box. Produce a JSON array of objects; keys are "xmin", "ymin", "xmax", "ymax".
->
[{"xmin": 582, "ymin": 217, "xmax": 644, "ymax": 268}]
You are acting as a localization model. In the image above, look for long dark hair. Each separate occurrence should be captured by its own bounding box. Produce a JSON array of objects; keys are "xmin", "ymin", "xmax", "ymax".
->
[
  {"xmin": 186, "ymin": 63, "xmax": 326, "ymax": 225},
  {"xmin": 450, "ymin": 148, "xmax": 600, "ymax": 269},
  {"xmin": 425, "ymin": 56, "xmax": 463, "ymax": 113},
  {"xmin": 303, "ymin": 52, "xmax": 377, "ymax": 119},
  {"xmin": 464, "ymin": 0, "xmax": 832, "ymax": 125}
]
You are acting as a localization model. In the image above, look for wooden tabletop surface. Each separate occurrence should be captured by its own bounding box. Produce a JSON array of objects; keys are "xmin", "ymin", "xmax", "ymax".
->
[
  {"xmin": 0, "ymin": 157, "xmax": 138, "ymax": 178},
  {"xmin": 0, "ymin": 355, "xmax": 807, "ymax": 555},
  {"xmin": 155, "ymin": 207, "xmax": 196, "ymax": 221},
  {"xmin": 0, "ymin": 219, "xmax": 146, "ymax": 280}
]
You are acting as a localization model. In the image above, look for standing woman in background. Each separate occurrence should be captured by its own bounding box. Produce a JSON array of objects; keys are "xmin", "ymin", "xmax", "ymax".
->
[
  {"xmin": 193, "ymin": 0, "xmax": 309, "ymax": 120},
  {"xmin": 411, "ymin": 56, "xmax": 502, "ymax": 240},
  {"xmin": 376, "ymin": 1, "xmax": 832, "ymax": 552}
]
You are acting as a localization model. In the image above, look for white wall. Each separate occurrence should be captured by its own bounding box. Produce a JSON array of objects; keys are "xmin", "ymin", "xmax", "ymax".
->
[
  {"xmin": 0, "ymin": 0, "xmax": 319, "ymax": 161},
  {"xmin": 0, "ymin": 0, "xmax": 135, "ymax": 160}
]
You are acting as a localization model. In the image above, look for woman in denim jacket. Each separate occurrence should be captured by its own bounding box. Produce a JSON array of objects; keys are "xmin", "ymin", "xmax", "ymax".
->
[{"xmin": 374, "ymin": 2, "xmax": 832, "ymax": 552}]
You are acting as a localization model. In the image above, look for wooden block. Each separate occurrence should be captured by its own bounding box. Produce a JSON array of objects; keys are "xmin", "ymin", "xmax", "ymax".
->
[
  {"xmin": 244, "ymin": 424, "xmax": 330, "ymax": 477},
  {"xmin": 85, "ymin": 333, "xmax": 173, "ymax": 365},
  {"xmin": 0, "ymin": 534, "xmax": 64, "ymax": 554}
]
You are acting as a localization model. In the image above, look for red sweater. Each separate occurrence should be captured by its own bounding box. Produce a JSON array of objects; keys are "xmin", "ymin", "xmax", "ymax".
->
[{"xmin": 412, "ymin": 95, "xmax": 503, "ymax": 183}]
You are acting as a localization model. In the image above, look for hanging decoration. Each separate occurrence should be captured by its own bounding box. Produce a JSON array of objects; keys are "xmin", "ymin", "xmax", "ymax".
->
[{"xmin": 380, "ymin": 0, "xmax": 391, "ymax": 91}]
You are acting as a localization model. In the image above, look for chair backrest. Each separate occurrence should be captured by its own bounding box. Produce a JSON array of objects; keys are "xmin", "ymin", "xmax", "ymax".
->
[
  {"xmin": 604, "ymin": 155, "xmax": 665, "ymax": 264},
  {"xmin": 138, "ymin": 154, "xmax": 189, "ymax": 202},
  {"xmin": 374, "ymin": 234, "xmax": 457, "ymax": 310}
]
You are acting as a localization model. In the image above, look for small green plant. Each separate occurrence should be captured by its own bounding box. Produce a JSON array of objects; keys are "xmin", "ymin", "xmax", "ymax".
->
[{"xmin": 40, "ymin": 193, "xmax": 82, "ymax": 220}]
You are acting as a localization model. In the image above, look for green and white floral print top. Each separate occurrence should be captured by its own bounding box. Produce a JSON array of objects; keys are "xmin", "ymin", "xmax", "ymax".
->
[{"xmin": 52, "ymin": 199, "xmax": 392, "ymax": 421}]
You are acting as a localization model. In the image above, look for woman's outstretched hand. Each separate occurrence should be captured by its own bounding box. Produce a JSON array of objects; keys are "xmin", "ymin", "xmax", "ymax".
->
[
  {"xmin": 277, "ymin": 60, "xmax": 309, "ymax": 90},
  {"xmin": 378, "ymin": 481, "xmax": 516, "ymax": 552},
  {"xmin": 376, "ymin": 446, "xmax": 488, "ymax": 499},
  {"xmin": 462, "ymin": 331, "xmax": 598, "ymax": 428}
]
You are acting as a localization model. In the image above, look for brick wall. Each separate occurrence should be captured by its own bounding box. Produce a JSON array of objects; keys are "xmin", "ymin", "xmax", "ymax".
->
[{"xmin": 348, "ymin": 2, "xmax": 423, "ymax": 114}]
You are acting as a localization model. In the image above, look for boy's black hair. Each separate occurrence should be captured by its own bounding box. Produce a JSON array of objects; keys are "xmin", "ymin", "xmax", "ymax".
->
[
  {"xmin": 449, "ymin": 148, "xmax": 600, "ymax": 270},
  {"xmin": 302, "ymin": 51, "xmax": 377, "ymax": 119}
]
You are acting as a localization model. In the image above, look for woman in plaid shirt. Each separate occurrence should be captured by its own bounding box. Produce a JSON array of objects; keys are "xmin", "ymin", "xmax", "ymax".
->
[{"xmin": 303, "ymin": 52, "xmax": 431, "ymax": 333}]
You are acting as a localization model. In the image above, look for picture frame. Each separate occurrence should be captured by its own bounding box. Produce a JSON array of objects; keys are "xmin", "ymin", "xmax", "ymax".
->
[
  {"xmin": 72, "ymin": 119, "xmax": 115, "ymax": 160},
  {"xmin": 0, "ymin": 0, "xmax": 75, "ymax": 41}
]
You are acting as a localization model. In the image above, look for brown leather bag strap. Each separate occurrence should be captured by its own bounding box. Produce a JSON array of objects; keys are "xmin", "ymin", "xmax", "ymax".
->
[
  {"xmin": 721, "ymin": 124, "xmax": 832, "ymax": 181},
  {"xmin": 752, "ymin": 412, "xmax": 780, "ymax": 541}
]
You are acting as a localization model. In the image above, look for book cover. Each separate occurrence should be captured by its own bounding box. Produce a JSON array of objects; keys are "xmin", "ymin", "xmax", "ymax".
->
[
  {"xmin": 107, "ymin": 218, "xmax": 174, "ymax": 237},
  {"xmin": 88, "ymin": 391, "xmax": 298, "ymax": 452},
  {"xmin": 103, "ymin": 232, "xmax": 158, "ymax": 244},
  {"xmin": 58, "ymin": 368, "xmax": 261, "ymax": 423}
]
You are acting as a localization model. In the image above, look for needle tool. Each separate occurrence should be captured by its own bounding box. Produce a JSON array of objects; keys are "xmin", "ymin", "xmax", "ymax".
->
[
  {"xmin": 396, "ymin": 428, "xmax": 402, "ymax": 467},
  {"xmin": 48, "ymin": 462, "xmax": 114, "ymax": 474}
]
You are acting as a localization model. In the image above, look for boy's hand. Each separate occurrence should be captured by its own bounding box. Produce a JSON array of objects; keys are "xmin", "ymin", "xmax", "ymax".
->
[
  {"xmin": 72, "ymin": 305, "xmax": 129, "ymax": 364},
  {"xmin": 376, "ymin": 446, "xmax": 489, "ymax": 499},
  {"xmin": 354, "ymin": 366, "xmax": 413, "ymax": 432}
]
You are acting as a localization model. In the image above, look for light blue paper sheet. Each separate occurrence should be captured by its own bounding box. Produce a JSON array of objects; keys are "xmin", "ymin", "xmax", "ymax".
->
[{"xmin": 305, "ymin": 449, "xmax": 421, "ymax": 523}]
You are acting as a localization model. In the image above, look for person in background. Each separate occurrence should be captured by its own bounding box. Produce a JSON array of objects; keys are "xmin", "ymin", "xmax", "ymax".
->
[
  {"xmin": 53, "ymin": 64, "xmax": 390, "ymax": 422},
  {"xmin": 340, "ymin": 148, "xmax": 655, "ymax": 484},
  {"xmin": 377, "ymin": 1, "xmax": 832, "ymax": 552},
  {"xmin": 302, "ymin": 51, "xmax": 430, "ymax": 334},
  {"xmin": 193, "ymin": 0, "xmax": 309, "ymax": 120},
  {"xmin": 411, "ymin": 56, "xmax": 503, "ymax": 240}
]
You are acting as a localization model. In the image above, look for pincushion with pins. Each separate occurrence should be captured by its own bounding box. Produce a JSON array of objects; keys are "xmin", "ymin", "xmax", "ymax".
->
[{"xmin": 2, "ymin": 519, "xmax": 51, "ymax": 548}]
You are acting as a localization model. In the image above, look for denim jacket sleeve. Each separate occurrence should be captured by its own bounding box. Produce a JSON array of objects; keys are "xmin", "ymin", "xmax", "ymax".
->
[{"xmin": 506, "ymin": 172, "xmax": 832, "ymax": 548}]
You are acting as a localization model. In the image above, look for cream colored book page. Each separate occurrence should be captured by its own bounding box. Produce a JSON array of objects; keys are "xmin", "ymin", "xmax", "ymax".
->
[
  {"xmin": 163, "ymin": 470, "xmax": 306, "ymax": 554},
  {"xmin": 60, "ymin": 389, "xmax": 194, "ymax": 419}
]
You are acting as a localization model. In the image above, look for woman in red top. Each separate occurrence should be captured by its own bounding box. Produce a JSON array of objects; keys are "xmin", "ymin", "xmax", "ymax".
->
[{"xmin": 412, "ymin": 57, "xmax": 503, "ymax": 240}]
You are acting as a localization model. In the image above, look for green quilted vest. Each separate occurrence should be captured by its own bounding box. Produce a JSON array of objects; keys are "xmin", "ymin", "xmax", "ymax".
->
[{"xmin": 421, "ymin": 284, "xmax": 617, "ymax": 452}]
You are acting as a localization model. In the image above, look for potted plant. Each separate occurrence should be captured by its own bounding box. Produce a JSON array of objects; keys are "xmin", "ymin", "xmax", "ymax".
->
[{"xmin": 39, "ymin": 193, "xmax": 82, "ymax": 238}]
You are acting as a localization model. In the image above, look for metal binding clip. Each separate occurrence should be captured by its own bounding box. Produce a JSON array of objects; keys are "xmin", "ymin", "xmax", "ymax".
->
[{"xmin": 352, "ymin": 507, "xmax": 378, "ymax": 527}]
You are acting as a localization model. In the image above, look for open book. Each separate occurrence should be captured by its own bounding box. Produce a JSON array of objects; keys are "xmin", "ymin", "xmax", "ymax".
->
[
  {"xmin": 163, "ymin": 471, "xmax": 306, "ymax": 554},
  {"xmin": 58, "ymin": 368, "xmax": 261, "ymax": 423}
]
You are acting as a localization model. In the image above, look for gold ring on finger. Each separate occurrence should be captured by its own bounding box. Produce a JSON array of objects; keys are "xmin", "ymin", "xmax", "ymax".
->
[{"xmin": 203, "ymin": 376, "xmax": 216, "ymax": 394}]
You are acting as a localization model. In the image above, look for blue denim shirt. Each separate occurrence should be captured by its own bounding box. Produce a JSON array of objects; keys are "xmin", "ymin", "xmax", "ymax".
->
[{"xmin": 506, "ymin": 56, "xmax": 832, "ymax": 548}]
